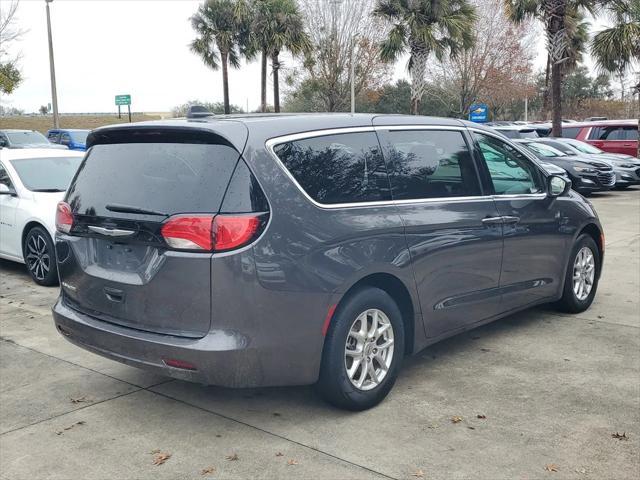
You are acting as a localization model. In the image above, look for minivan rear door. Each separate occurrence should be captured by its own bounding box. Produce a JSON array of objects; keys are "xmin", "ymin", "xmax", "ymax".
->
[
  {"xmin": 375, "ymin": 125, "xmax": 504, "ymax": 338},
  {"xmin": 56, "ymin": 127, "xmax": 245, "ymax": 338}
]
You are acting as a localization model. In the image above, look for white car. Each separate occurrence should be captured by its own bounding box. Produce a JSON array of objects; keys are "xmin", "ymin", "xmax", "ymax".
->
[{"xmin": 0, "ymin": 148, "xmax": 84, "ymax": 285}]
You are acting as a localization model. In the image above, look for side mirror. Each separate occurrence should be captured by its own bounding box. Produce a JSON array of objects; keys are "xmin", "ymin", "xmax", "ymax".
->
[
  {"xmin": 548, "ymin": 175, "xmax": 571, "ymax": 197},
  {"xmin": 0, "ymin": 184, "xmax": 16, "ymax": 196}
]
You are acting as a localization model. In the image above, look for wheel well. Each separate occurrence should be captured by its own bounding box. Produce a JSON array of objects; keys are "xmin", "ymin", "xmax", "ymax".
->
[
  {"xmin": 579, "ymin": 223, "xmax": 603, "ymax": 259},
  {"xmin": 21, "ymin": 221, "xmax": 48, "ymax": 256},
  {"xmin": 341, "ymin": 273, "xmax": 416, "ymax": 356}
]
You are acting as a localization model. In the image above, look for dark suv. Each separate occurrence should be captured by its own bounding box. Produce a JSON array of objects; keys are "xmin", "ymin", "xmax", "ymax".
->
[{"xmin": 53, "ymin": 115, "xmax": 604, "ymax": 410}]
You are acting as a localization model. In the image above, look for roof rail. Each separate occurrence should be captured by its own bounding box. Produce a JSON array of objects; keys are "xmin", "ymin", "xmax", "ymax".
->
[{"xmin": 186, "ymin": 105, "xmax": 215, "ymax": 119}]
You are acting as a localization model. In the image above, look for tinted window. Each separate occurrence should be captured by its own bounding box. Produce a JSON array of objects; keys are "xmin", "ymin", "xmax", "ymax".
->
[
  {"xmin": 67, "ymin": 143, "xmax": 239, "ymax": 217},
  {"xmin": 377, "ymin": 129, "xmax": 480, "ymax": 199},
  {"xmin": 48, "ymin": 132, "xmax": 60, "ymax": 142},
  {"xmin": 10, "ymin": 156, "xmax": 82, "ymax": 191},
  {"xmin": 540, "ymin": 140, "xmax": 574, "ymax": 154},
  {"xmin": 273, "ymin": 132, "xmax": 390, "ymax": 205},
  {"xmin": 519, "ymin": 130, "xmax": 539, "ymax": 138},
  {"xmin": 474, "ymin": 134, "xmax": 543, "ymax": 195},
  {"xmin": 219, "ymin": 159, "xmax": 269, "ymax": 213},
  {"xmin": 624, "ymin": 126, "xmax": 638, "ymax": 140},
  {"xmin": 590, "ymin": 126, "xmax": 628, "ymax": 140},
  {"xmin": 562, "ymin": 127, "xmax": 581, "ymax": 138},
  {"xmin": 497, "ymin": 129, "xmax": 518, "ymax": 139}
]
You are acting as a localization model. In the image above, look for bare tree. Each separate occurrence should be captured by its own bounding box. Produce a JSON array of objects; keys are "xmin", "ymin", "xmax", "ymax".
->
[
  {"xmin": 428, "ymin": 0, "xmax": 536, "ymax": 119},
  {"xmin": 290, "ymin": 0, "xmax": 391, "ymax": 112},
  {"xmin": 0, "ymin": 0, "xmax": 25, "ymax": 94}
]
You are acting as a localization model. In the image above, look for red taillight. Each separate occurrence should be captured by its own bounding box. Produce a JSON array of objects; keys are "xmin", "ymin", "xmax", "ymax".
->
[
  {"xmin": 213, "ymin": 215, "xmax": 261, "ymax": 251},
  {"xmin": 56, "ymin": 202, "xmax": 73, "ymax": 233},
  {"xmin": 160, "ymin": 213, "xmax": 264, "ymax": 252},
  {"xmin": 160, "ymin": 215, "xmax": 214, "ymax": 250}
]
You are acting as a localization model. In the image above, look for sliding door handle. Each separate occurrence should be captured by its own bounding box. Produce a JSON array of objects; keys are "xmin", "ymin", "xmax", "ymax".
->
[
  {"xmin": 482, "ymin": 216, "xmax": 503, "ymax": 226},
  {"xmin": 501, "ymin": 216, "xmax": 520, "ymax": 224}
]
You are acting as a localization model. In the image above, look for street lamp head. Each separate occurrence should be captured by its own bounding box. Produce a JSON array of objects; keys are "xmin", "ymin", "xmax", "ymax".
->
[{"xmin": 45, "ymin": 0, "xmax": 54, "ymax": 3}]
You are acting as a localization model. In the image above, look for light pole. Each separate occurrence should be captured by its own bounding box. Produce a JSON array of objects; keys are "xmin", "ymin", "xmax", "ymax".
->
[{"xmin": 45, "ymin": 0, "xmax": 59, "ymax": 128}]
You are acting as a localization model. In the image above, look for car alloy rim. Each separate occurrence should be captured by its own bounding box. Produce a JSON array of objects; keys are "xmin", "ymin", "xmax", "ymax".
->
[
  {"xmin": 344, "ymin": 308, "xmax": 395, "ymax": 391},
  {"xmin": 573, "ymin": 246, "xmax": 595, "ymax": 301},
  {"xmin": 25, "ymin": 234, "xmax": 50, "ymax": 281}
]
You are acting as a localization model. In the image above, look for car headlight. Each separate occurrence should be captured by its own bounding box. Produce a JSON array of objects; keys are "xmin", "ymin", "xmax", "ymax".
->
[{"xmin": 573, "ymin": 166, "xmax": 596, "ymax": 173}]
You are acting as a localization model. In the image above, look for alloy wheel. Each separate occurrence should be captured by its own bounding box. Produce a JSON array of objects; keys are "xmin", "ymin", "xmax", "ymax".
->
[
  {"xmin": 573, "ymin": 246, "xmax": 595, "ymax": 301},
  {"xmin": 344, "ymin": 309, "xmax": 395, "ymax": 391},
  {"xmin": 25, "ymin": 234, "xmax": 50, "ymax": 281}
]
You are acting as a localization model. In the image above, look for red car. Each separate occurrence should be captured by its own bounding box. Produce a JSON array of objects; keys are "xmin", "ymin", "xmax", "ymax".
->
[{"xmin": 562, "ymin": 119, "xmax": 638, "ymax": 157}]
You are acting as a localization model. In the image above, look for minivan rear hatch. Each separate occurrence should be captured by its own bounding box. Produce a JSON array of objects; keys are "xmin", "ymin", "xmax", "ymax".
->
[{"xmin": 56, "ymin": 127, "xmax": 247, "ymax": 338}]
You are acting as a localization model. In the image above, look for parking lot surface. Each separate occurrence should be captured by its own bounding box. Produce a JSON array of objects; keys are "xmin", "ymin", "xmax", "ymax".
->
[{"xmin": 1, "ymin": 189, "xmax": 638, "ymax": 480}]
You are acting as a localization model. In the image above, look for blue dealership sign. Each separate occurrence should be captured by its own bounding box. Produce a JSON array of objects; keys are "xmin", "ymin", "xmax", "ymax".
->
[{"xmin": 469, "ymin": 103, "xmax": 489, "ymax": 123}]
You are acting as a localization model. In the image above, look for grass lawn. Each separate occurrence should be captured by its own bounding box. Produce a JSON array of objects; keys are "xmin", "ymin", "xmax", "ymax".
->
[{"xmin": 0, "ymin": 114, "xmax": 162, "ymax": 135}]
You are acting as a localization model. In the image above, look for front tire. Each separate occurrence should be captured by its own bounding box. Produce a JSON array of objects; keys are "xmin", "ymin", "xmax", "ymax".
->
[
  {"xmin": 316, "ymin": 287, "xmax": 405, "ymax": 411},
  {"xmin": 556, "ymin": 234, "xmax": 600, "ymax": 313},
  {"xmin": 23, "ymin": 226, "xmax": 58, "ymax": 286}
]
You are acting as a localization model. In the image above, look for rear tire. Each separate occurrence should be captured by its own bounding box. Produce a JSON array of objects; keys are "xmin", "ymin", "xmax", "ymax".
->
[
  {"xmin": 556, "ymin": 234, "xmax": 600, "ymax": 313},
  {"xmin": 23, "ymin": 226, "xmax": 58, "ymax": 286},
  {"xmin": 316, "ymin": 287, "xmax": 404, "ymax": 411}
]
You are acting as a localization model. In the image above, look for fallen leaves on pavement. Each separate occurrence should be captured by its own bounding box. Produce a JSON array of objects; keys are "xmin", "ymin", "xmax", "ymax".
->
[
  {"xmin": 544, "ymin": 464, "xmax": 559, "ymax": 472},
  {"xmin": 152, "ymin": 452, "xmax": 171, "ymax": 466},
  {"xmin": 612, "ymin": 432, "xmax": 628, "ymax": 440},
  {"xmin": 275, "ymin": 452, "xmax": 284, "ymax": 457},
  {"xmin": 55, "ymin": 421, "xmax": 86, "ymax": 435},
  {"xmin": 411, "ymin": 469, "xmax": 425, "ymax": 477},
  {"xmin": 226, "ymin": 453, "xmax": 239, "ymax": 461},
  {"xmin": 287, "ymin": 459, "xmax": 298, "ymax": 466},
  {"xmin": 476, "ymin": 414, "xmax": 486, "ymax": 419},
  {"xmin": 70, "ymin": 396, "xmax": 93, "ymax": 404},
  {"xmin": 451, "ymin": 416, "xmax": 463, "ymax": 423},
  {"xmin": 201, "ymin": 466, "xmax": 215, "ymax": 475}
]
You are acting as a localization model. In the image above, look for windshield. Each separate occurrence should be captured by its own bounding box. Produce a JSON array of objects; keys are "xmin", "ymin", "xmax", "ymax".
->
[
  {"xmin": 10, "ymin": 156, "xmax": 82, "ymax": 191},
  {"xmin": 519, "ymin": 130, "xmax": 539, "ymax": 138},
  {"xmin": 565, "ymin": 139, "xmax": 603, "ymax": 154},
  {"xmin": 6, "ymin": 131, "xmax": 49, "ymax": 145},
  {"xmin": 526, "ymin": 142, "xmax": 566, "ymax": 157},
  {"xmin": 69, "ymin": 131, "xmax": 89, "ymax": 144}
]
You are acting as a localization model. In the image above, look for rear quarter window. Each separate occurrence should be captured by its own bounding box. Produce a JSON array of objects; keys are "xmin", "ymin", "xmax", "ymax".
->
[
  {"xmin": 272, "ymin": 131, "xmax": 390, "ymax": 205},
  {"xmin": 67, "ymin": 142, "xmax": 240, "ymax": 217}
]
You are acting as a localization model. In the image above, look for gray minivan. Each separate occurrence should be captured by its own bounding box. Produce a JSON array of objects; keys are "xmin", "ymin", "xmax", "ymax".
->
[{"xmin": 53, "ymin": 114, "xmax": 604, "ymax": 410}]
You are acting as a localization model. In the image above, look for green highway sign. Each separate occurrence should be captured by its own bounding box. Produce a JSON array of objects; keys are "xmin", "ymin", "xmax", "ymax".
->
[{"xmin": 115, "ymin": 94, "xmax": 131, "ymax": 106}]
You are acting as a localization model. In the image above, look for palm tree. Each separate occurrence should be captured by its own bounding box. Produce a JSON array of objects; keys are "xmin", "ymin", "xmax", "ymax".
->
[
  {"xmin": 591, "ymin": 0, "xmax": 639, "ymax": 125},
  {"xmin": 250, "ymin": 0, "xmax": 310, "ymax": 113},
  {"xmin": 190, "ymin": 0, "xmax": 242, "ymax": 114},
  {"xmin": 374, "ymin": 0, "xmax": 476, "ymax": 115},
  {"xmin": 503, "ymin": 0, "xmax": 595, "ymax": 136}
]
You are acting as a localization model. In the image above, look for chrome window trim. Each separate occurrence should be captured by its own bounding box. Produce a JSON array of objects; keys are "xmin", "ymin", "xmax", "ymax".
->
[{"xmin": 265, "ymin": 126, "xmax": 547, "ymax": 210}]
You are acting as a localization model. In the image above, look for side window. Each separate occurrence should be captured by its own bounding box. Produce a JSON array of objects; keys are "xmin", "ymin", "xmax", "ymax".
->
[
  {"xmin": 0, "ymin": 164, "xmax": 14, "ymax": 189},
  {"xmin": 61, "ymin": 133, "xmax": 72, "ymax": 145},
  {"xmin": 273, "ymin": 131, "xmax": 390, "ymax": 205},
  {"xmin": 474, "ymin": 134, "xmax": 543, "ymax": 195},
  {"xmin": 623, "ymin": 126, "xmax": 638, "ymax": 141},
  {"xmin": 591, "ymin": 126, "xmax": 624, "ymax": 140},
  {"xmin": 48, "ymin": 132, "xmax": 60, "ymax": 143},
  {"xmin": 376, "ymin": 129, "xmax": 481, "ymax": 200}
]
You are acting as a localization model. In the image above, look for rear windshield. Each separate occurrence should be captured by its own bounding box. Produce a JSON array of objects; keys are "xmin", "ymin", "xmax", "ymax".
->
[
  {"xmin": 69, "ymin": 131, "xmax": 89, "ymax": 144},
  {"xmin": 66, "ymin": 143, "xmax": 239, "ymax": 217},
  {"xmin": 518, "ymin": 130, "xmax": 538, "ymax": 138},
  {"xmin": 6, "ymin": 131, "xmax": 49, "ymax": 145},
  {"xmin": 562, "ymin": 127, "xmax": 581, "ymax": 138},
  {"xmin": 11, "ymin": 156, "xmax": 82, "ymax": 191}
]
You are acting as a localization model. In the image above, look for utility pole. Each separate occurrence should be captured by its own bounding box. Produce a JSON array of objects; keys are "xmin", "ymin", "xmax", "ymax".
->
[
  {"xmin": 45, "ymin": 0, "xmax": 60, "ymax": 129},
  {"xmin": 524, "ymin": 97, "xmax": 528, "ymax": 122},
  {"xmin": 350, "ymin": 39, "xmax": 356, "ymax": 114}
]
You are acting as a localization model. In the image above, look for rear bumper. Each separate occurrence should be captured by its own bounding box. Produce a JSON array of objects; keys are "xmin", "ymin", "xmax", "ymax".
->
[{"xmin": 52, "ymin": 297, "xmax": 312, "ymax": 387}]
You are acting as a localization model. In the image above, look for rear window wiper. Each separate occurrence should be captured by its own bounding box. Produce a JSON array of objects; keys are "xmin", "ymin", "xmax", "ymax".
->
[
  {"xmin": 31, "ymin": 188, "xmax": 65, "ymax": 192},
  {"xmin": 106, "ymin": 203, "xmax": 168, "ymax": 217}
]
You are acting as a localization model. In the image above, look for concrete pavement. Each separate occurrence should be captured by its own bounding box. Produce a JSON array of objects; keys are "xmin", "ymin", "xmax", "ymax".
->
[{"xmin": 1, "ymin": 189, "xmax": 638, "ymax": 479}]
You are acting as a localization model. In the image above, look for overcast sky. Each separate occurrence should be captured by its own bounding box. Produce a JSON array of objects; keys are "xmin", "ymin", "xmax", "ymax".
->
[{"xmin": 2, "ymin": 0, "xmax": 608, "ymax": 114}]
